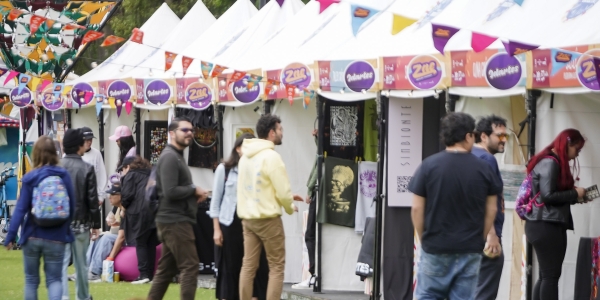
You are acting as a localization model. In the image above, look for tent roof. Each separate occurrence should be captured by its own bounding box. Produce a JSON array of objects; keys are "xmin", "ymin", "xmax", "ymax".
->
[
  {"xmin": 119, "ymin": 1, "xmax": 216, "ymax": 79},
  {"xmin": 70, "ymin": 3, "xmax": 181, "ymax": 84}
]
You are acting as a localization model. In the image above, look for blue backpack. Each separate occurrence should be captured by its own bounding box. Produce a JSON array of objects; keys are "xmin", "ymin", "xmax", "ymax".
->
[{"xmin": 31, "ymin": 176, "xmax": 70, "ymax": 227}]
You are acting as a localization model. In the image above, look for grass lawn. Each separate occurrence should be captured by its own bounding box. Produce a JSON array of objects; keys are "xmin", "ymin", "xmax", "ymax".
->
[{"xmin": 0, "ymin": 249, "xmax": 214, "ymax": 299}]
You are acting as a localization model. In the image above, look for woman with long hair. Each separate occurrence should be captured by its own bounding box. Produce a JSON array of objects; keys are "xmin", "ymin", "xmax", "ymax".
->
[
  {"xmin": 4, "ymin": 136, "xmax": 76, "ymax": 300},
  {"xmin": 525, "ymin": 128, "xmax": 587, "ymax": 300},
  {"xmin": 109, "ymin": 125, "xmax": 137, "ymax": 171},
  {"xmin": 209, "ymin": 133, "xmax": 268, "ymax": 300},
  {"xmin": 119, "ymin": 155, "xmax": 157, "ymax": 284}
]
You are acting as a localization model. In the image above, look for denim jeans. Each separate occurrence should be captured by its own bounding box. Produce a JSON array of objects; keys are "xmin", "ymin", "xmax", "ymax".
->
[
  {"xmin": 23, "ymin": 238, "xmax": 66, "ymax": 300},
  {"xmin": 415, "ymin": 250, "xmax": 482, "ymax": 300},
  {"xmin": 87, "ymin": 233, "xmax": 117, "ymax": 275},
  {"xmin": 62, "ymin": 232, "xmax": 91, "ymax": 300}
]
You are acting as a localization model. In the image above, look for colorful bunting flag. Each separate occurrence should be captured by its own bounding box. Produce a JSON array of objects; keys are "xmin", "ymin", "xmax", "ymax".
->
[
  {"xmin": 201, "ymin": 61, "xmax": 213, "ymax": 79},
  {"xmin": 431, "ymin": 24, "xmax": 460, "ymax": 54},
  {"xmin": 550, "ymin": 49, "xmax": 580, "ymax": 76},
  {"xmin": 96, "ymin": 97, "xmax": 103, "ymax": 116},
  {"xmin": 247, "ymin": 74, "xmax": 262, "ymax": 89},
  {"xmin": 276, "ymin": 0, "xmax": 285, "ymax": 7},
  {"xmin": 125, "ymin": 101, "xmax": 133, "ymax": 115},
  {"xmin": 82, "ymin": 30, "xmax": 104, "ymax": 44},
  {"xmin": 0, "ymin": 68, "xmax": 7, "ymax": 77},
  {"xmin": 316, "ymin": 0, "xmax": 340, "ymax": 14},
  {"xmin": 39, "ymin": 80, "xmax": 51, "ymax": 93},
  {"xmin": 350, "ymin": 5, "xmax": 379, "ymax": 37},
  {"xmin": 131, "ymin": 28, "xmax": 144, "ymax": 44},
  {"xmin": 30, "ymin": 15, "xmax": 46, "ymax": 35},
  {"xmin": 7, "ymin": 8, "xmax": 24, "ymax": 21},
  {"xmin": 264, "ymin": 79, "xmax": 277, "ymax": 97},
  {"xmin": 285, "ymin": 84, "xmax": 295, "ymax": 105},
  {"xmin": 303, "ymin": 89, "xmax": 314, "ymax": 109},
  {"xmin": 101, "ymin": 35, "xmax": 126, "ymax": 47},
  {"xmin": 164, "ymin": 51, "xmax": 177, "ymax": 71},
  {"xmin": 64, "ymin": 23, "xmax": 85, "ymax": 30},
  {"xmin": 503, "ymin": 40, "xmax": 539, "ymax": 56},
  {"xmin": 18, "ymin": 74, "xmax": 31, "ymax": 94},
  {"xmin": 52, "ymin": 83, "xmax": 64, "ymax": 100},
  {"xmin": 210, "ymin": 64, "xmax": 227, "ymax": 78},
  {"xmin": 116, "ymin": 100, "xmax": 122, "ymax": 117},
  {"xmin": 471, "ymin": 32, "xmax": 497, "ymax": 53},
  {"xmin": 391, "ymin": 14, "xmax": 416, "ymax": 35},
  {"xmin": 514, "ymin": 0, "xmax": 524, "ymax": 6},
  {"xmin": 4, "ymin": 70, "xmax": 19, "ymax": 86},
  {"xmin": 45, "ymin": 19, "xmax": 56, "ymax": 29},
  {"xmin": 181, "ymin": 56, "xmax": 194, "ymax": 76},
  {"xmin": 230, "ymin": 71, "xmax": 247, "ymax": 82}
]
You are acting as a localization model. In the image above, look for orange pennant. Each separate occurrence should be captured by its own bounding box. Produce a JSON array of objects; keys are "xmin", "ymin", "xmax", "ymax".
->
[
  {"xmin": 210, "ymin": 65, "xmax": 227, "ymax": 78},
  {"xmin": 7, "ymin": 8, "xmax": 24, "ymax": 21},
  {"xmin": 181, "ymin": 56, "xmax": 193, "ymax": 76},
  {"xmin": 63, "ymin": 23, "xmax": 85, "ymax": 30},
  {"xmin": 230, "ymin": 71, "xmax": 247, "ymax": 82},
  {"xmin": 30, "ymin": 15, "xmax": 46, "ymax": 35},
  {"xmin": 100, "ymin": 35, "xmax": 125, "ymax": 47},
  {"xmin": 82, "ymin": 30, "xmax": 104, "ymax": 44},
  {"xmin": 164, "ymin": 51, "xmax": 177, "ymax": 71},
  {"xmin": 264, "ymin": 79, "xmax": 277, "ymax": 97},
  {"xmin": 130, "ymin": 28, "xmax": 144, "ymax": 44},
  {"xmin": 45, "ymin": 19, "xmax": 56, "ymax": 29}
]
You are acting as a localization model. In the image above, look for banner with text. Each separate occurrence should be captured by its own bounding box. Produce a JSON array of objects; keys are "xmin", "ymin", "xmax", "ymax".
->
[
  {"xmin": 175, "ymin": 77, "xmax": 215, "ymax": 110},
  {"xmin": 526, "ymin": 45, "xmax": 595, "ymax": 89},
  {"xmin": 133, "ymin": 78, "xmax": 176, "ymax": 105},
  {"xmin": 381, "ymin": 54, "xmax": 448, "ymax": 91},
  {"xmin": 449, "ymin": 49, "xmax": 526, "ymax": 90},
  {"xmin": 316, "ymin": 59, "xmax": 378, "ymax": 93}
]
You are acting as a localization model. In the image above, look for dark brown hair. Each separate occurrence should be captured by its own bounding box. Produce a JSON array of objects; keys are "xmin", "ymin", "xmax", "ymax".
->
[
  {"xmin": 33, "ymin": 136, "xmax": 59, "ymax": 168},
  {"xmin": 128, "ymin": 156, "xmax": 151, "ymax": 170},
  {"xmin": 224, "ymin": 133, "xmax": 255, "ymax": 169}
]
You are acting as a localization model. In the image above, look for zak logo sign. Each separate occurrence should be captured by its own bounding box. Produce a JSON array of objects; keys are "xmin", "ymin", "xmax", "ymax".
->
[
  {"xmin": 185, "ymin": 82, "xmax": 212, "ymax": 110},
  {"xmin": 408, "ymin": 55, "xmax": 442, "ymax": 89},
  {"xmin": 576, "ymin": 49, "xmax": 600, "ymax": 90},
  {"xmin": 144, "ymin": 79, "xmax": 171, "ymax": 105},
  {"xmin": 485, "ymin": 53, "xmax": 522, "ymax": 90},
  {"xmin": 281, "ymin": 63, "xmax": 311, "ymax": 89},
  {"xmin": 40, "ymin": 87, "xmax": 64, "ymax": 111}
]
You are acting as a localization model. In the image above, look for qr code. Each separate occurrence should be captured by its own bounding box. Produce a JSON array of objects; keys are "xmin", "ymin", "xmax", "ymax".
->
[{"xmin": 397, "ymin": 176, "xmax": 412, "ymax": 193}]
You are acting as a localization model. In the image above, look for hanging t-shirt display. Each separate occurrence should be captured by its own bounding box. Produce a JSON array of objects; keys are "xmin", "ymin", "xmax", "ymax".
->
[
  {"xmin": 317, "ymin": 156, "xmax": 358, "ymax": 228},
  {"xmin": 355, "ymin": 161, "xmax": 377, "ymax": 233},
  {"xmin": 188, "ymin": 127, "xmax": 219, "ymax": 169},
  {"xmin": 362, "ymin": 100, "xmax": 378, "ymax": 162},
  {"xmin": 324, "ymin": 100, "xmax": 364, "ymax": 160}
]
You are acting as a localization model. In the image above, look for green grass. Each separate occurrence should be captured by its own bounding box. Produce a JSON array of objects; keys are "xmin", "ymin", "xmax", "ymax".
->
[{"xmin": 0, "ymin": 250, "xmax": 214, "ymax": 299}]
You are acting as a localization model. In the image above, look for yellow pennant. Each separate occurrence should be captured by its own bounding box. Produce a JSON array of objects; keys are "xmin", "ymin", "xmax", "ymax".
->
[{"xmin": 391, "ymin": 14, "xmax": 416, "ymax": 35}]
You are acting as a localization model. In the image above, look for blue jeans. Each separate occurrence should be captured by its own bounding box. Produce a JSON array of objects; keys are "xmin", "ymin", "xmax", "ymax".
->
[
  {"xmin": 415, "ymin": 250, "xmax": 482, "ymax": 300},
  {"xmin": 87, "ymin": 233, "xmax": 116, "ymax": 275},
  {"xmin": 62, "ymin": 232, "xmax": 91, "ymax": 300},
  {"xmin": 22, "ymin": 238, "xmax": 66, "ymax": 300}
]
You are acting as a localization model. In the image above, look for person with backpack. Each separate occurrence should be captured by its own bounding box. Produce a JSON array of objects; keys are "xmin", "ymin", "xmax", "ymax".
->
[
  {"xmin": 524, "ymin": 129, "xmax": 587, "ymax": 300},
  {"xmin": 210, "ymin": 133, "xmax": 269, "ymax": 300},
  {"xmin": 119, "ymin": 155, "xmax": 157, "ymax": 284},
  {"xmin": 61, "ymin": 128, "xmax": 101, "ymax": 300},
  {"xmin": 4, "ymin": 135, "xmax": 76, "ymax": 300}
]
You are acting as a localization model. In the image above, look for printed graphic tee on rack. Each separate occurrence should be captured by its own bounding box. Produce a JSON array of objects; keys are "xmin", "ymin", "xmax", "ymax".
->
[
  {"xmin": 355, "ymin": 161, "xmax": 377, "ymax": 233},
  {"xmin": 324, "ymin": 100, "xmax": 365, "ymax": 160},
  {"xmin": 317, "ymin": 156, "xmax": 358, "ymax": 228},
  {"xmin": 362, "ymin": 100, "xmax": 378, "ymax": 162},
  {"xmin": 176, "ymin": 107, "xmax": 218, "ymax": 170}
]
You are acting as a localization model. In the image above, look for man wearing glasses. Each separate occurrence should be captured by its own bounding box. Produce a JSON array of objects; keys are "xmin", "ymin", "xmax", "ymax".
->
[
  {"xmin": 148, "ymin": 117, "xmax": 209, "ymax": 300},
  {"xmin": 472, "ymin": 115, "xmax": 508, "ymax": 300}
]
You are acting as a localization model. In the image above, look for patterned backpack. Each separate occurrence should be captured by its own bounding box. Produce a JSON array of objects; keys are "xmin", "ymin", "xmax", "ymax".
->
[
  {"xmin": 515, "ymin": 156, "xmax": 558, "ymax": 220},
  {"xmin": 31, "ymin": 176, "xmax": 70, "ymax": 227}
]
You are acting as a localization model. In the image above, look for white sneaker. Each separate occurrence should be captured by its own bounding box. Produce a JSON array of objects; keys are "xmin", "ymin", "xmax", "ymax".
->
[
  {"xmin": 131, "ymin": 277, "xmax": 150, "ymax": 284},
  {"xmin": 291, "ymin": 278, "xmax": 312, "ymax": 290}
]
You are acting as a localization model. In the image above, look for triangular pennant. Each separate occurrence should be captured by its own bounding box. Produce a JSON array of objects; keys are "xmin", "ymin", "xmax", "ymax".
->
[
  {"xmin": 116, "ymin": 100, "xmax": 123, "ymax": 117},
  {"xmin": 100, "ymin": 35, "xmax": 125, "ymax": 47},
  {"xmin": 83, "ymin": 91, "xmax": 94, "ymax": 104},
  {"xmin": 29, "ymin": 77, "xmax": 41, "ymax": 92},
  {"xmin": 130, "ymin": 28, "xmax": 144, "ymax": 44},
  {"xmin": 303, "ymin": 89, "xmax": 314, "ymax": 109},
  {"xmin": 247, "ymin": 74, "xmax": 262, "ymax": 89},
  {"xmin": 30, "ymin": 15, "xmax": 46, "ymax": 36},
  {"xmin": 285, "ymin": 84, "xmax": 295, "ymax": 105},
  {"xmin": 201, "ymin": 61, "xmax": 213, "ymax": 79},
  {"xmin": 276, "ymin": 0, "xmax": 285, "ymax": 7},
  {"xmin": 317, "ymin": 0, "xmax": 340, "ymax": 14},
  {"xmin": 181, "ymin": 56, "xmax": 194, "ymax": 76},
  {"xmin": 471, "ymin": 32, "xmax": 497, "ymax": 53},
  {"xmin": 18, "ymin": 74, "xmax": 31, "ymax": 94},
  {"xmin": 230, "ymin": 71, "xmax": 247, "ymax": 82},
  {"xmin": 45, "ymin": 19, "xmax": 56, "ymax": 29},
  {"xmin": 550, "ymin": 49, "xmax": 580, "ymax": 76},
  {"xmin": 391, "ymin": 14, "xmax": 416, "ymax": 35},
  {"xmin": 514, "ymin": 0, "xmax": 524, "ymax": 6},
  {"xmin": 210, "ymin": 64, "xmax": 227, "ymax": 78},
  {"xmin": 264, "ymin": 79, "xmax": 277, "ymax": 97},
  {"xmin": 351, "ymin": 5, "xmax": 380, "ymax": 37},
  {"xmin": 39, "ymin": 79, "xmax": 51, "ymax": 92},
  {"xmin": 0, "ymin": 68, "xmax": 7, "ymax": 78},
  {"xmin": 503, "ymin": 40, "xmax": 538, "ymax": 56},
  {"xmin": 165, "ymin": 51, "xmax": 177, "ymax": 72},
  {"xmin": 82, "ymin": 30, "xmax": 104, "ymax": 44},
  {"xmin": 64, "ymin": 23, "xmax": 85, "ymax": 30},
  {"xmin": 431, "ymin": 24, "xmax": 460, "ymax": 54},
  {"xmin": 52, "ymin": 83, "xmax": 64, "ymax": 100},
  {"xmin": 125, "ymin": 101, "xmax": 133, "ymax": 115},
  {"xmin": 96, "ymin": 98, "xmax": 103, "ymax": 116},
  {"xmin": 7, "ymin": 8, "xmax": 24, "ymax": 21},
  {"xmin": 4, "ymin": 70, "xmax": 18, "ymax": 86}
]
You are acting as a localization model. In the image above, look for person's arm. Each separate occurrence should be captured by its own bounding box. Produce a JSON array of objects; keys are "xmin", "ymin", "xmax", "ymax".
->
[
  {"xmin": 108, "ymin": 229, "xmax": 125, "ymax": 259},
  {"xmin": 63, "ymin": 172, "xmax": 76, "ymax": 223},
  {"xmin": 120, "ymin": 174, "xmax": 135, "ymax": 209},
  {"xmin": 269, "ymin": 155, "xmax": 295, "ymax": 215},
  {"xmin": 306, "ymin": 157, "xmax": 318, "ymax": 197},
  {"xmin": 411, "ymin": 195, "xmax": 425, "ymax": 240},
  {"xmin": 536, "ymin": 158, "xmax": 579, "ymax": 204},
  {"xmin": 158, "ymin": 154, "xmax": 195, "ymax": 201},
  {"xmin": 4, "ymin": 180, "xmax": 32, "ymax": 247},
  {"xmin": 208, "ymin": 165, "xmax": 225, "ymax": 219},
  {"xmin": 86, "ymin": 166, "xmax": 101, "ymax": 229},
  {"xmin": 483, "ymin": 195, "xmax": 498, "ymax": 240}
]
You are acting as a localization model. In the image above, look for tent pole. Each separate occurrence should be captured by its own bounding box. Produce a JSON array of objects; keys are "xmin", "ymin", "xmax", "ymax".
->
[
  {"xmin": 525, "ymin": 90, "xmax": 540, "ymax": 300},
  {"xmin": 66, "ymin": 109, "xmax": 72, "ymax": 129},
  {"xmin": 217, "ymin": 106, "xmax": 225, "ymax": 162},
  {"xmin": 135, "ymin": 108, "xmax": 141, "ymax": 155},
  {"xmin": 313, "ymin": 95, "xmax": 325, "ymax": 293},
  {"xmin": 263, "ymin": 100, "xmax": 273, "ymax": 115}
]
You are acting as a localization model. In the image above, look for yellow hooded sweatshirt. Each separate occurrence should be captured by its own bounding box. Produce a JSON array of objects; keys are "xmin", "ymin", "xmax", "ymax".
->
[{"xmin": 237, "ymin": 138, "xmax": 295, "ymax": 219}]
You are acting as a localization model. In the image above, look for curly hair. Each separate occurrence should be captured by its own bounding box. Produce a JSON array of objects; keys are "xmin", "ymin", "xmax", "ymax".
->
[
  {"xmin": 475, "ymin": 115, "xmax": 507, "ymax": 143},
  {"xmin": 256, "ymin": 114, "xmax": 281, "ymax": 139},
  {"xmin": 332, "ymin": 165, "xmax": 354, "ymax": 187},
  {"xmin": 440, "ymin": 112, "xmax": 476, "ymax": 147}
]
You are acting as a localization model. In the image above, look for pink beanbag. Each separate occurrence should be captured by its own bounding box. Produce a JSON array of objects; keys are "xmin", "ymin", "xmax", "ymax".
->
[{"xmin": 114, "ymin": 244, "xmax": 162, "ymax": 281}]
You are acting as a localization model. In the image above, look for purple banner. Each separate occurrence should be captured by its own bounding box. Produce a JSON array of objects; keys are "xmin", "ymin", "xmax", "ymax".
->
[
  {"xmin": 502, "ymin": 40, "xmax": 539, "ymax": 56},
  {"xmin": 185, "ymin": 82, "xmax": 212, "ymax": 110},
  {"xmin": 344, "ymin": 61, "xmax": 375, "ymax": 92},
  {"xmin": 431, "ymin": 23, "xmax": 460, "ymax": 54},
  {"xmin": 485, "ymin": 53, "xmax": 522, "ymax": 90},
  {"xmin": 40, "ymin": 90, "xmax": 64, "ymax": 111},
  {"xmin": 10, "ymin": 87, "xmax": 32, "ymax": 108},
  {"xmin": 232, "ymin": 77, "xmax": 260, "ymax": 103},
  {"xmin": 107, "ymin": 80, "xmax": 132, "ymax": 101},
  {"xmin": 71, "ymin": 82, "xmax": 95, "ymax": 105},
  {"xmin": 145, "ymin": 79, "xmax": 171, "ymax": 105}
]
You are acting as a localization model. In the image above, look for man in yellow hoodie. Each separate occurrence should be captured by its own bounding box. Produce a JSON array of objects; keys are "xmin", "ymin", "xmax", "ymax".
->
[{"xmin": 237, "ymin": 114, "xmax": 303, "ymax": 300}]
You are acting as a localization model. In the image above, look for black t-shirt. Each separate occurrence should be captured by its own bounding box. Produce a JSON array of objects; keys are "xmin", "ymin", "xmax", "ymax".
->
[{"xmin": 408, "ymin": 151, "xmax": 502, "ymax": 254}]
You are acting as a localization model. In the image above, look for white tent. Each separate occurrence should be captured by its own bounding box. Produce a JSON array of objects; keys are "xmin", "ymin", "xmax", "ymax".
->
[{"xmin": 69, "ymin": 3, "xmax": 180, "ymax": 85}]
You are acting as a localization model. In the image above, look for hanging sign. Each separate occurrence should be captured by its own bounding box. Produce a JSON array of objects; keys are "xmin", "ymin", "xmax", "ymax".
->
[
  {"xmin": 317, "ymin": 59, "xmax": 378, "ymax": 93},
  {"xmin": 106, "ymin": 80, "xmax": 132, "ymax": 102},
  {"xmin": 382, "ymin": 55, "xmax": 446, "ymax": 90},
  {"xmin": 232, "ymin": 76, "xmax": 260, "ymax": 103},
  {"xmin": 527, "ymin": 46, "xmax": 587, "ymax": 89},
  {"xmin": 71, "ymin": 82, "xmax": 95, "ymax": 106},
  {"xmin": 40, "ymin": 87, "xmax": 64, "ymax": 111},
  {"xmin": 485, "ymin": 53, "xmax": 522, "ymax": 90},
  {"xmin": 185, "ymin": 82, "xmax": 212, "ymax": 110},
  {"xmin": 10, "ymin": 87, "xmax": 32, "ymax": 108},
  {"xmin": 344, "ymin": 60, "xmax": 376, "ymax": 92},
  {"xmin": 144, "ymin": 79, "xmax": 171, "ymax": 105},
  {"xmin": 281, "ymin": 63, "xmax": 312, "ymax": 89},
  {"xmin": 576, "ymin": 48, "xmax": 600, "ymax": 91},
  {"xmin": 407, "ymin": 55, "xmax": 443, "ymax": 90}
]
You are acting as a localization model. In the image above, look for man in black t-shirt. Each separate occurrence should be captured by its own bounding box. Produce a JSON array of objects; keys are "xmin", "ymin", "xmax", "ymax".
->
[{"xmin": 408, "ymin": 112, "xmax": 501, "ymax": 300}]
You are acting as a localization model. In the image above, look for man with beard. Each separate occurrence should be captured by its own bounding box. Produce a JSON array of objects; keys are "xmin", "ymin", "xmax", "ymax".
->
[
  {"xmin": 237, "ymin": 114, "xmax": 304, "ymax": 300},
  {"xmin": 148, "ymin": 117, "xmax": 209, "ymax": 300},
  {"xmin": 472, "ymin": 115, "xmax": 508, "ymax": 300}
]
